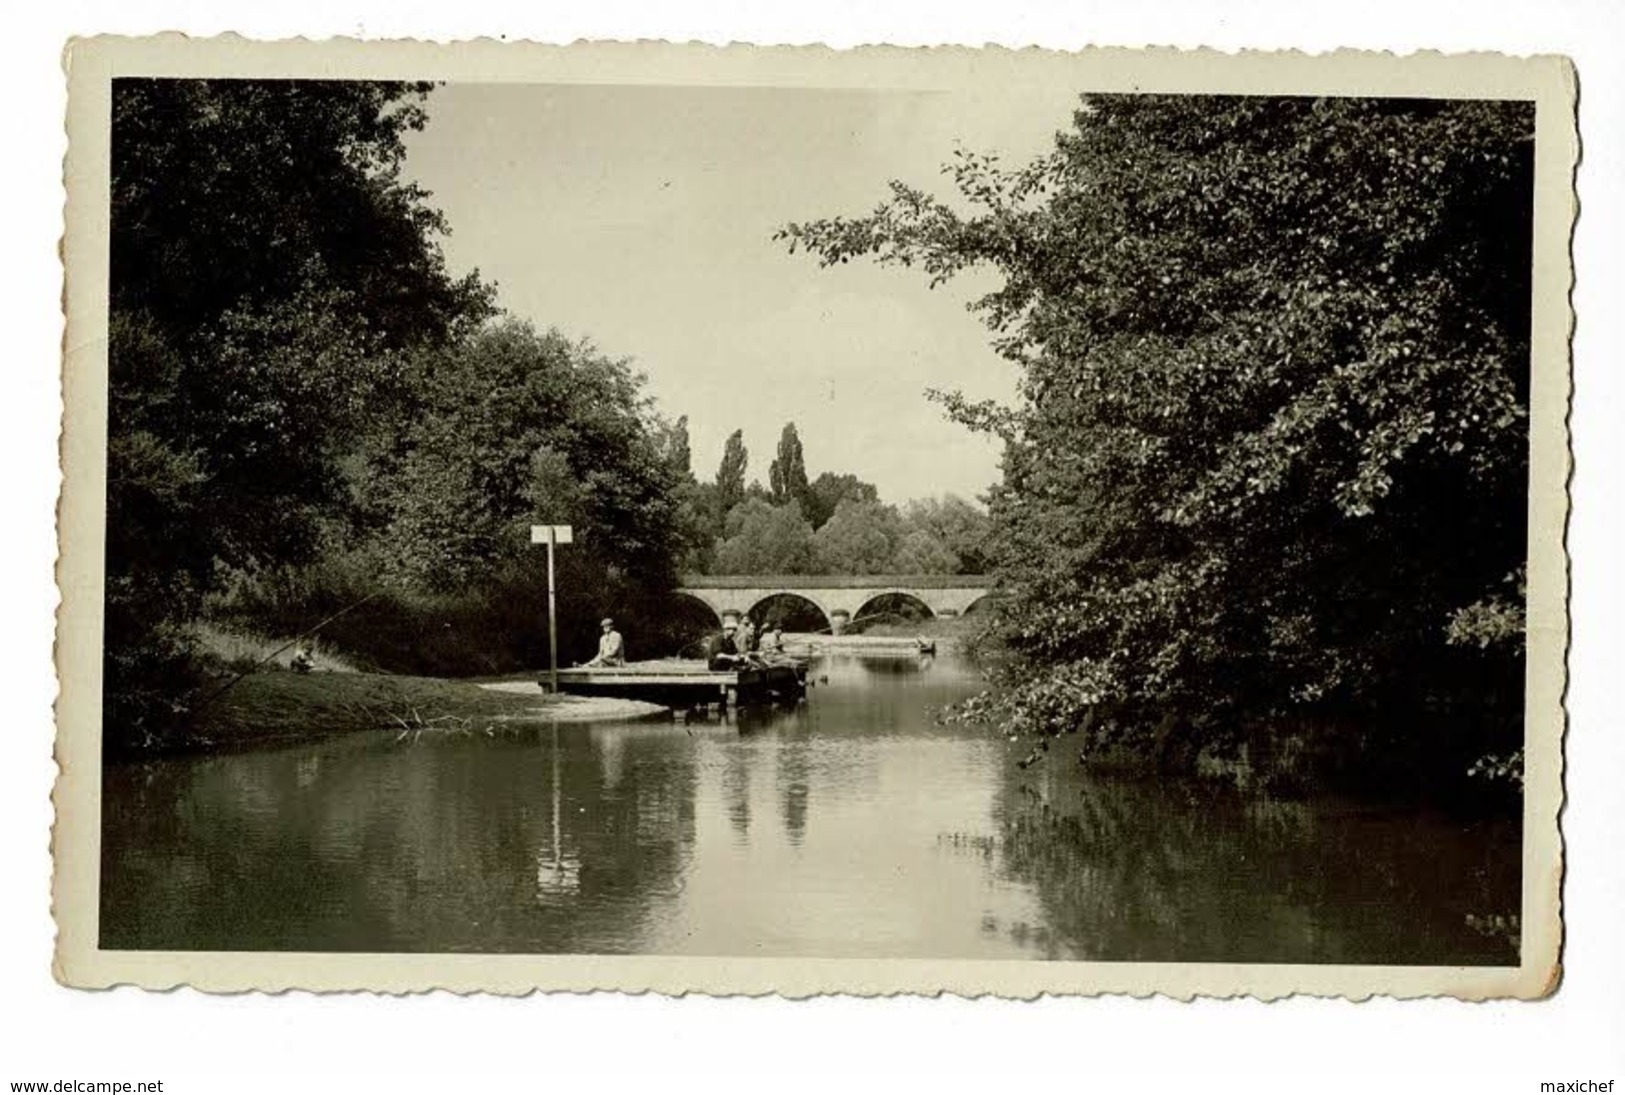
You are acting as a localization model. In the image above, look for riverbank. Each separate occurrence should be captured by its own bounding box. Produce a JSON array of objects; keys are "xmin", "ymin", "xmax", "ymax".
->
[
  {"xmin": 790, "ymin": 613, "xmax": 985, "ymax": 654},
  {"xmin": 786, "ymin": 633, "xmax": 935, "ymax": 655},
  {"xmin": 165, "ymin": 670, "xmax": 666, "ymax": 754},
  {"xmin": 475, "ymin": 680, "xmax": 667, "ymax": 720}
]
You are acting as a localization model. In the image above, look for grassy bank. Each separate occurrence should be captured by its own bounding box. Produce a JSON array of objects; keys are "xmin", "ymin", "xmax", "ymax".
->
[
  {"xmin": 174, "ymin": 670, "xmax": 570, "ymax": 753},
  {"xmin": 193, "ymin": 622, "xmax": 361, "ymax": 675},
  {"xmin": 207, "ymin": 559, "xmax": 706, "ymax": 680}
]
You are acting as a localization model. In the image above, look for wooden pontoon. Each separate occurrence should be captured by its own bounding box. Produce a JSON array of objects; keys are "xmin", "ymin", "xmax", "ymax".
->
[{"xmin": 549, "ymin": 658, "xmax": 808, "ymax": 710}]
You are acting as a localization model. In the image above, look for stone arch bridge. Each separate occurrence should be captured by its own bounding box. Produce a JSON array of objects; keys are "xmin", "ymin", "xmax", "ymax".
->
[{"xmin": 676, "ymin": 574, "xmax": 993, "ymax": 633}]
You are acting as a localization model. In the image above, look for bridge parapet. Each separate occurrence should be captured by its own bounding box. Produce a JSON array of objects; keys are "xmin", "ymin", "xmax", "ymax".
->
[
  {"xmin": 680, "ymin": 573, "xmax": 990, "ymax": 588},
  {"xmin": 675, "ymin": 575, "xmax": 995, "ymax": 631}
]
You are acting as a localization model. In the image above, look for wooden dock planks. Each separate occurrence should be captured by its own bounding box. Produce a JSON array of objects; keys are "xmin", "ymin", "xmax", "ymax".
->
[{"xmin": 550, "ymin": 659, "xmax": 807, "ymax": 709}]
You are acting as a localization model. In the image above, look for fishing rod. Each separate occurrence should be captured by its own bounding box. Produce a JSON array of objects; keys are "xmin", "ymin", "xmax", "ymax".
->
[
  {"xmin": 189, "ymin": 590, "xmax": 384, "ymax": 714},
  {"xmin": 801, "ymin": 609, "xmax": 922, "ymax": 636},
  {"xmin": 672, "ymin": 609, "xmax": 929, "ymax": 657}
]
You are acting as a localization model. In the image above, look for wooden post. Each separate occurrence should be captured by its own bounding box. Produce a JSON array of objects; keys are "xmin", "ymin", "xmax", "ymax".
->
[
  {"xmin": 546, "ymin": 528, "xmax": 559, "ymax": 694},
  {"xmin": 531, "ymin": 525, "xmax": 574, "ymax": 693}
]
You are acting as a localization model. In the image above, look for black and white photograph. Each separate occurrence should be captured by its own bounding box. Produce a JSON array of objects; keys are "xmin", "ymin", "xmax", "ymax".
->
[{"xmin": 52, "ymin": 39, "xmax": 1571, "ymax": 1001}]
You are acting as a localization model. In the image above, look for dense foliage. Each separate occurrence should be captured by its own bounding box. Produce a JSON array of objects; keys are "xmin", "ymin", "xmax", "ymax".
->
[
  {"xmin": 302, "ymin": 321, "xmax": 684, "ymax": 666},
  {"xmin": 812, "ymin": 500, "xmax": 906, "ymax": 575},
  {"xmin": 710, "ymin": 493, "xmax": 989, "ymax": 576},
  {"xmin": 105, "ymin": 80, "xmax": 690, "ymax": 748},
  {"xmin": 713, "ymin": 499, "xmax": 821, "ymax": 575},
  {"xmin": 803, "ymin": 471, "xmax": 881, "ymax": 530},
  {"xmin": 362, "ymin": 322, "xmax": 679, "ymax": 594},
  {"xmin": 107, "ymin": 79, "xmax": 497, "ymax": 745},
  {"xmin": 685, "ymin": 417, "xmax": 992, "ymax": 576},
  {"xmin": 781, "ymin": 95, "xmax": 1534, "ymax": 789}
]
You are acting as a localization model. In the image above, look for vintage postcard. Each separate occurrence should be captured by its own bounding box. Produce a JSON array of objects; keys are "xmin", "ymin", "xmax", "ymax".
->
[{"xmin": 55, "ymin": 37, "xmax": 1574, "ymax": 998}]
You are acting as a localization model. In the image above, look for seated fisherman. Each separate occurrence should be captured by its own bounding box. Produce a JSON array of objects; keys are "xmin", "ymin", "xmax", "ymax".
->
[
  {"xmin": 581, "ymin": 616, "xmax": 626, "ymax": 667},
  {"xmin": 706, "ymin": 620, "xmax": 743, "ymax": 670}
]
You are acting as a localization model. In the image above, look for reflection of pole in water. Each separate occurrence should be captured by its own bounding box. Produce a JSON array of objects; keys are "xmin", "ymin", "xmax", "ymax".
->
[
  {"xmin": 551, "ymin": 722, "xmax": 560, "ymax": 879},
  {"xmin": 536, "ymin": 721, "xmax": 580, "ymax": 898}
]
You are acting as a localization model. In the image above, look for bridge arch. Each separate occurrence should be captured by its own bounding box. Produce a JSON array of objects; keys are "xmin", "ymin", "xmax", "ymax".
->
[
  {"xmin": 743, "ymin": 591, "xmax": 833, "ymax": 634},
  {"xmin": 674, "ymin": 576, "xmax": 991, "ymax": 633},
  {"xmin": 670, "ymin": 589, "xmax": 725, "ymax": 629},
  {"xmin": 852, "ymin": 590, "xmax": 936, "ymax": 626},
  {"xmin": 959, "ymin": 593, "xmax": 996, "ymax": 617}
]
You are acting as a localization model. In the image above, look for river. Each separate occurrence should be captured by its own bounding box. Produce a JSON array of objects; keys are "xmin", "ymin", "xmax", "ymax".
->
[{"xmin": 100, "ymin": 651, "xmax": 1521, "ymax": 964}]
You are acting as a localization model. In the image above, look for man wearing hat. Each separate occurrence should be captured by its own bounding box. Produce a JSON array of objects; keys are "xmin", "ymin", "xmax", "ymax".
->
[
  {"xmin": 581, "ymin": 616, "xmax": 626, "ymax": 667},
  {"xmin": 705, "ymin": 618, "xmax": 742, "ymax": 671}
]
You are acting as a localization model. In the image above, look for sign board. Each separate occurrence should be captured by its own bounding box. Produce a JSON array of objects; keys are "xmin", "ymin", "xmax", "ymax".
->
[{"xmin": 530, "ymin": 524, "xmax": 574, "ymax": 545}]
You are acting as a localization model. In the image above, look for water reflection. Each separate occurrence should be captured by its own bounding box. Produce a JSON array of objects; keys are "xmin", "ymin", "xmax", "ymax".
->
[
  {"xmin": 100, "ymin": 652, "xmax": 1519, "ymax": 964},
  {"xmin": 101, "ymin": 723, "xmax": 700, "ymax": 953},
  {"xmin": 852, "ymin": 654, "xmax": 934, "ymax": 678},
  {"xmin": 776, "ymin": 742, "xmax": 811, "ymax": 848},
  {"xmin": 973, "ymin": 763, "xmax": 1520, "ymax": 965},
  {"xmin": 535, "ymin": 726, "xmax": 580, "ymax": 900},
  {"xmin": 721, "ymin": 738, "xmax": 752, "ymax": 840}
]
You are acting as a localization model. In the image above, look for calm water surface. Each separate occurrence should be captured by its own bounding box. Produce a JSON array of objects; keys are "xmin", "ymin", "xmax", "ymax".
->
[{"xmin": 101, "ymin": 652, "xmax": 1520, "ymax": 963}]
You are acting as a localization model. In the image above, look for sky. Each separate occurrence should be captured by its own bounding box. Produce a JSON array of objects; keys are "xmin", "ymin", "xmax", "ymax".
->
[{"xmin": 402, "ymin": 82, "xmax": 1080, "ymax": 503}]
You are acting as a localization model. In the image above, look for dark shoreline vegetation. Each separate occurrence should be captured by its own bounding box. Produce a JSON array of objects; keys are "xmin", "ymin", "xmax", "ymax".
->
[
  {"xmin": 106, "ymin": 82, "xmax": 1530, "ymax": 810},
  {"xmin": 782, "ymin": 95, "xmax": 1533, "ymax": 809},
  {"xmin": 150, "ymin": 669, "xmax": 563, "ymax": 756}
]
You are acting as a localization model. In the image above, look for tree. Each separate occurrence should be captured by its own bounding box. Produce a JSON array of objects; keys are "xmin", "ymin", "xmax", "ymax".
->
[
  {"xmin": 658, "ymin": 415, "xmax": 693, "ymax": 481},
  {"xmin": 782, "ymin": 95, "xmax": 1534, "ymax": 784},
  {"xmin": 714, "ymin": 500, "xmax": 819, "ymax": 574},
  {"xmin": 889, "ymin": 528, "xmax": 960, "ymax": 576},
  {"xmin": 715, "ymin": 429, "xmax": 749, "ymax": 523},
  {"xmin": 105, "ymin": 78, "xmax": 495, "ymax": 744},
  {"xmin": 813, "ymin": 499, "xmax": 905, "ymax": 575},
  {"xmin": 804, "ymin": 471, "xmax": 881, "ymax": 530},
  {"xmin": 112, "ymin": 79, "xmax": 492, "ymax": 348},
  {"xmin": 672, "ymin": 479, "xmax": 722, "ymax": 573},
  {"xmin": 371, "ymin": 321, "xmax": 680, "ymax": 594},
  {"xmin": 900, "ymin": 495, "xmax": 994, "ymax": 573},
  {"xmin": 356, "ymin": 321, "xmax": 684, "ymax": 669},
  {"xmin": 768, "ymin": 422, "xmax": 811, "ymax": 510}
]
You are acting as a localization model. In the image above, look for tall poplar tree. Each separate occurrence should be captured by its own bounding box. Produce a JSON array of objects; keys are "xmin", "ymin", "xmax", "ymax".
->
[
  {"xmin": 768, "ymin": 422, "xmax": 811, "ymax": 510},
  {"xmin": 715, "ymin": 429, "xmax": 749, "ymax": 522},
  {"xmin": 662, "ymin": 415, "xmax": 693, "ymax": 480}
]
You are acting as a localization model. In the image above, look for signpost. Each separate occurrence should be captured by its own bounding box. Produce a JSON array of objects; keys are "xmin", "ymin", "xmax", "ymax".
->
[{"xmin": 530, "ymin": 524, "xmax": 574, "ymax": 693}]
